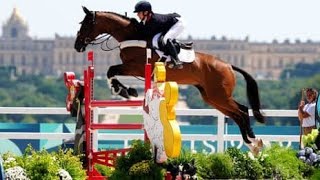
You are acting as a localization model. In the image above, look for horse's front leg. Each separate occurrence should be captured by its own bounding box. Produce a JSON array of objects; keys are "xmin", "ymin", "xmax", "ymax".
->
[{"xmin": 107, "ymin": 64, "xmax": 138, "ymax": 99}]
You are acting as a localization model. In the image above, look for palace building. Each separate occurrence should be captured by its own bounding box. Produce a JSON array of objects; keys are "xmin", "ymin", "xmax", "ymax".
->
[{"xmin": 1, "ymin": 8, "xmax": 320, "ymax": 80}]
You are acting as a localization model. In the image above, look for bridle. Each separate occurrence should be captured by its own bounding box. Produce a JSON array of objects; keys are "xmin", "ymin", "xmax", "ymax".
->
[{"xmin": 77, "ymin": 11, "xmax": 120, "ymax": 51}]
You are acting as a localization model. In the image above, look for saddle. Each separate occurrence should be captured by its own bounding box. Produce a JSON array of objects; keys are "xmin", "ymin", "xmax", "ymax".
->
[{"xmin": 157, "ymin": 34, "xmax": 193, "ymax": 54}]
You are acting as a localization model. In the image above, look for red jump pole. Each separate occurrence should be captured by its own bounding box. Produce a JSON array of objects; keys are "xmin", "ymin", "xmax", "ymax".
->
[{"xmin": 85, "ymin": 50, "xmax": 95, "ymax": 178}]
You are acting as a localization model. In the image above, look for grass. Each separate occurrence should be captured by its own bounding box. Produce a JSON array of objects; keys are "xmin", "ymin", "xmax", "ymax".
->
[{"xmin": 118, "ymin": 115, "xmax": 143, "ymax": 123}]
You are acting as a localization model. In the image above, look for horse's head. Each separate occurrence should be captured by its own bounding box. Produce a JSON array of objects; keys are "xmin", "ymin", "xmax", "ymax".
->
[
  {"xmin": 75, "ymin": 7, "xmax": 139, "ymax": 52},
  {"xmin": 74, "ymin": 6, "xmax": 100, "ymax": 52}
]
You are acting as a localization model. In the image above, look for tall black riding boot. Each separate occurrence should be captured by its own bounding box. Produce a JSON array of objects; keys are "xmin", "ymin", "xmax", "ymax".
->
[{"xmin": 166, "ymin": 39, "xmax": 183, "ymax": 69}]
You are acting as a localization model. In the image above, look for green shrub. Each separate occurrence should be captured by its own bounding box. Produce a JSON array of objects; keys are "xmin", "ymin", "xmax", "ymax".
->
[
  {"xmin": 109, "ymin": 140, "xmax": 165, "ymax": 180},
  {"xmin": 226, "ymin": 147, "xmax": 263, "ymax": 179},
  {"xmin": 310, "ymin": 168, "xmax": 320, "ymax": 180},
  {"xmin": 196, "ymin": 153, "xmax": 234, "ymax": 179},
  {"xmin": 167, "ymin": 148, "xmax": 195, "ymax": 166},
  {"xmin": 2, "ymin": 152, "xmax": 19, "ymax": 170},
  {"xmin": 23, "ymin": 147, "xmax": 60, "ymax": 180},
  {"xmin": 261, "ymin": 144, "xmax": 313, "ymax": 179},
  {"xmin": 95, "ymin": 164, "xmax": 114, "ymax": 177},
  {"xmin": 54, "ymin": 148, "xmax": 86, "ymax": 180},
  {"xmin": 2, "ymin": 145, "xmax": 86, "ymax": 180}
]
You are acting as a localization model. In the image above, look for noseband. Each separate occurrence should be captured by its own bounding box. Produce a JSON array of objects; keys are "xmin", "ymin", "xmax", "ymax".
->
[{"xmin": 78, "ymin": 11, "xmax": 120, "ymax": 51}]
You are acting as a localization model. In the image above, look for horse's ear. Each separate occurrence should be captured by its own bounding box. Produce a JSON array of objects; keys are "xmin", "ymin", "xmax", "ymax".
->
[{"xmin": 82, "ymin": 6, "xmax": 92, "ymax": 15}]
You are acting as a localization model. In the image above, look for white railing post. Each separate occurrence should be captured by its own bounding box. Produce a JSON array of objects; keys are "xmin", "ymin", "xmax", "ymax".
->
[{"xmin": 216, "ymin": 111, "xmax": 225, "ymax": 153}]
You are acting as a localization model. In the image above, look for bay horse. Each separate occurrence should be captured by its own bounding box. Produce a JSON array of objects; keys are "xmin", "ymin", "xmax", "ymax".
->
[{"xmin": 74, "ymin": 7, "xmax": 265, "ymax": 153}]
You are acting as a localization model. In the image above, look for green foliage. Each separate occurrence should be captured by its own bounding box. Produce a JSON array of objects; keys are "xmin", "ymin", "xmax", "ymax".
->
[
  {"xmin": 95, "ymin": 164, "xmax": 114, "ymax": 177},
  {"xmin": 2, "ymin": 152, "xmax": 19, "ymax": 170},
  {"xmin": 195, "ymin": 152, "xmax": 234, "ymax": 179},
  {"xmin": 226, "ymin": 147, "xmax": 263, "ymax": 179},
  {"xmin": 0, "ymin": 74, "xmax": 112, "ymax": 123},
  {"xmin": 302, "ymin": 129, "xmax": 319, "ymax": 147},
  {"xmin": 23, "ymin": 147, "xmax": 61, "ymax": 180},
  {"xmin": 261, "ymin": 144, "xmax": 313, "ymax": 179},
  {"xmin": 2, "ymin": 144, "xmax": 86, "ymax": 180},
  {"xmin": 4, "ymin": 144, "xmax": 320, "ymax": 179},
  {"xmin": 280, "ymin": 62, "xmax": 320, "ymax": 79},
  {"xmin": 109, "ymin": 140, "xmax": 164, "ymax": 180},
  {"xmin": 310, "ymin": 169, "xmax": 320, "ymax": 180},
  {"xmin": 167, "ymin": 148, "xmax": 195, "ymax": 166},
  {"xmin": 54, "ymin": 148, "xmax": 86, "ymax": 180},
  {"xmin": 128, "ymin": 160, "xmax": 151, "ymax": 177}
]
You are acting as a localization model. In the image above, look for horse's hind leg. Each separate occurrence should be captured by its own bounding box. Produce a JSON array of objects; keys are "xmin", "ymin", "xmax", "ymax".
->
[
  {"xmin": 235, "ymin": 101, "xmax": 263, "ymax": 149},
  {"xmin": 211, "ymin": 101, "xmax": 260, "ymax": 155},
  {"xmin": 196, "ymin": 85, "xmax": 252, "ymax": 144},
  {"xmin": 195, "ymin": 85, "xmax": 258, "ymax": 146}
]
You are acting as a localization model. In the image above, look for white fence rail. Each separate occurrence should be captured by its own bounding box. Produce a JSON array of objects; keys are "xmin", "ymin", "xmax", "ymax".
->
[{"xmin": 0, "ymin": 107, "xmax": 299, "ymax": 153}]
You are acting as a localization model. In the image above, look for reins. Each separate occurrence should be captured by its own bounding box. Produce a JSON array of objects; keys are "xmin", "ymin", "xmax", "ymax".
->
[{"xmin": 88, "ymin": 34, "xmax": 120, "ymax": 51}]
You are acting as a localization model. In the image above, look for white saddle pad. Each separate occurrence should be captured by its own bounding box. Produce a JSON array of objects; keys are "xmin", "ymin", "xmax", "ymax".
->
[{"xmin": 152, "ymin": 33, "xmax": 195, "ymax": 63}]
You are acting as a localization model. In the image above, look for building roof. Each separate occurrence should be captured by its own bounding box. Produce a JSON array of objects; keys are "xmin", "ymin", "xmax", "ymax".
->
[{"xmin": 6, "ymin": 7, "xmax": 26, "ymax": 26}]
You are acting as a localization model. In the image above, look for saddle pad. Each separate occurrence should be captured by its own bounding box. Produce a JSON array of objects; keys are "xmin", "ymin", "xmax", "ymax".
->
[{"xmin": 152, "ymin": 33, "xmax": 195, "ymax": 63}]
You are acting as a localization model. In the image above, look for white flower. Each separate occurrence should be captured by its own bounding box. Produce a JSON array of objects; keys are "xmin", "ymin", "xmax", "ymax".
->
[
  {"xmin": 58, "ymin": 169, "xmax": 72, "ymax": 180},
  {"xmin": 5, "ymin": 166, "xmax": 29, "ymax": 180},
  {"xmin": 4, "ymin": 157, "xmax": 15, "ymax": 164}
]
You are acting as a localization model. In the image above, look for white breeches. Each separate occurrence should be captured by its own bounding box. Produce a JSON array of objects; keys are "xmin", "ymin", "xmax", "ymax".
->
[
  {"xmin": 152, "ymin": 18, "xmax": 185, "ymax": 49},
  {"xmin": 163, "ymin": 18, "xmax": 185, "ymax": 43}
]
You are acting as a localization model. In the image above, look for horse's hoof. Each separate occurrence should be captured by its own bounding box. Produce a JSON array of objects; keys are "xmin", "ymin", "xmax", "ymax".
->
[
  {"xmin": 251, "ymin": 146, "xmax": 260, "ymax": 156},
  {"xmin": 167, "ymin": 63, "xmax": 174, "ymax": 69},
  {"xmin": 119, "ymin": 88, "xmax": 130, "ymax": 99},
  {"xmin": 257, "ymin": 139, "xmax": 263, "ymax": 149},
  {"xmin": 128, "ymin": 87, "xmax": 138, "ymax": 97},
  {"xmin": 176, "ymin": 64, "xmax": 183, "ymax": 69}
]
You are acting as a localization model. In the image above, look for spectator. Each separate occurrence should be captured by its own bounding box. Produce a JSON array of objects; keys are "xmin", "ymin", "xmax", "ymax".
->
[{"xmin": 298, "ymin": 88, "xmax": 318, "ymax": 135}]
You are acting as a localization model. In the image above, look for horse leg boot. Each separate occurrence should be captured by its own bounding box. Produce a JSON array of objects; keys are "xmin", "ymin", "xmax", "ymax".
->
[
  {"xmin": 235, "ymin": 101, "xmax": 264, "ymax": 150},
  {"xmin": 246, "ymin": 126, "xmax": 263, "ymax": 149},
  {"xmin": 240, "ymin": 124, "xmax": 259, "ymax": 156},
  {"xmin": 166, "ymin": 39, "xmax": 183, "ymax": 69}
]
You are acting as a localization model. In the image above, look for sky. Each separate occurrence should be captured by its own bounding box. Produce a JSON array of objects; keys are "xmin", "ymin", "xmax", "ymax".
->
[{"xmin": 1, "ymin": 0, "xmax": 320, "ymax": 43}]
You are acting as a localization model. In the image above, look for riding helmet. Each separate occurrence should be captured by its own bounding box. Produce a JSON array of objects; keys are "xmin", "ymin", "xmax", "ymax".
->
[{"xmin": 134, "ymin": 1, "xmax": 152, "ymax": 12}]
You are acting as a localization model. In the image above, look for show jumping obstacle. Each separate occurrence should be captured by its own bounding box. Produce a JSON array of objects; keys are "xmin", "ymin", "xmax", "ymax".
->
[
  {"xmin": 64, "ymin": 50, "xmax": 181, "ymax": 179},
  {"xmin": 64, "ymin": 50, "xmax": 151, "ymax": 179}
]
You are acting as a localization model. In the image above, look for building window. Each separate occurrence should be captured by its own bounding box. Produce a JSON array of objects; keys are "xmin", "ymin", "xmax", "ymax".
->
[
  {"xmin": 257, "ymin": 59, "xmax": 262, "ymax": 69},
  {"xmin": 279, "ymin": 58, "xmax": 284, "ymax": 68},
  {"xmin": 240, "ymin": 56, "xmax": 245, "ymax": 67},
  {"xmin": 11, "ymin": 55, "xmax": 15, "ymax": 65},
  {"xmin": 58, "ymin": 53, "xmax": 63, "ymax": 64},
  {"xmin": 266, "ymin": 58, "xmax": 271, "ymax": 68},
  {"xmin": 0, "ymin": 55, "xmax": 3, "ymax": 65},
  {"xmin": 22, "ymin": 55, "xmax": 26, "ymax": 66},
  {"xmin": 72, "ymin": 53, "xmax": 77, "ymax": 65},
  {"xmin": 34, "ymin": 56, "xmax": 38, "ymax": 66},
  {"xmin": 66, "ymin": 53, "xmax": 70, "ymax": 64},
  {"xmin": 11, "ymin": 28, "xmax": 18, "ymax": 38}
]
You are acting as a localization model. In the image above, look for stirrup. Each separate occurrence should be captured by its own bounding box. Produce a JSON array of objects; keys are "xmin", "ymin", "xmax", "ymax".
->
[{"xmin": 168, "ymin": 60, "xmax": 183, "ymax": 69}]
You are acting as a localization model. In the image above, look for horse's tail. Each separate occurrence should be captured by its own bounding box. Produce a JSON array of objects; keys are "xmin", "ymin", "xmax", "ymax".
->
[{"xmin": 232, "ymin": 65, "xmax": 265, "ymax": 123}]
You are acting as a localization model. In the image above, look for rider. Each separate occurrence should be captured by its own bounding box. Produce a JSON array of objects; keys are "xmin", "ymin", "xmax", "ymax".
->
[{"xmin": 134, "ymin": 1, "xmax": 184, "ymax": 68}]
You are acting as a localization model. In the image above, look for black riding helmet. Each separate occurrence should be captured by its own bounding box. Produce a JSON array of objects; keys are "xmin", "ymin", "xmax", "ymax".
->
[{"xmin": 134, "ymin": 1, "xmax": 152, "ymax": 13}]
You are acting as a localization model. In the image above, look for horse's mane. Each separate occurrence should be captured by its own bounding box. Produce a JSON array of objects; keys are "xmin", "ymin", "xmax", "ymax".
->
[
  {"xmin": 105, "ymin": 11, "xmax": 131, "ymax": 21},
  {"xmin": 98, "ymin": 11, "xmax": 139, "ymax": 26}
]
